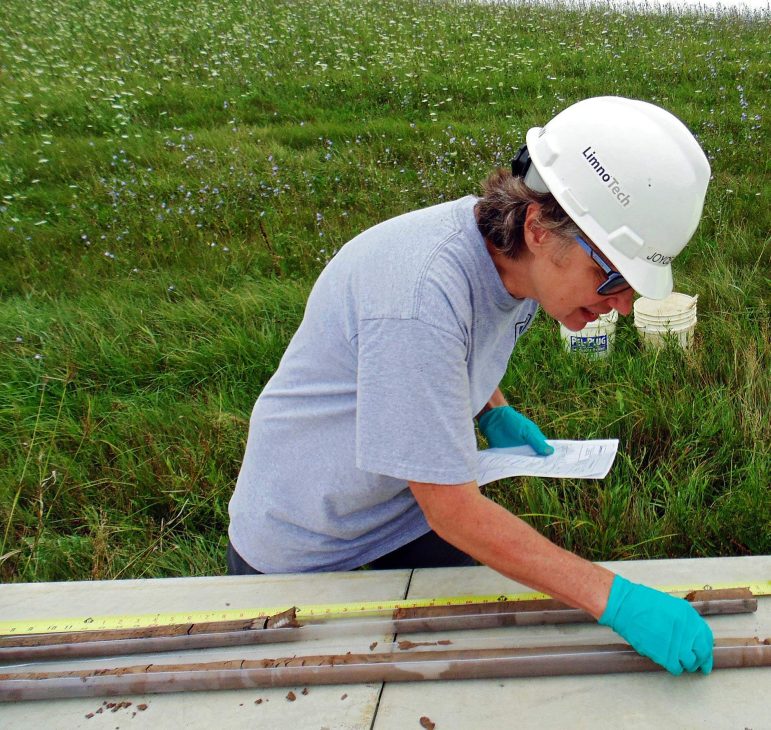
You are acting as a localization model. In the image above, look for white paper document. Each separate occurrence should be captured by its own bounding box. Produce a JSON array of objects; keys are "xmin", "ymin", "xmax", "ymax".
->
[{"xmin": 476, "ymin": 439, "xmax": 619, "ymax": 485}]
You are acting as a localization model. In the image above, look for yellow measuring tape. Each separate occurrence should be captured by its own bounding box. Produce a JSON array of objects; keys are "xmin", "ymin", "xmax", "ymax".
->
[{"xmin": 2, "ymin": 581, "xmax": 768, "ymax": 637}]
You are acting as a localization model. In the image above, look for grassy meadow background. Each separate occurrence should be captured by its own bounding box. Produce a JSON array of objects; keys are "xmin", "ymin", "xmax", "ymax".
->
[{"xmin": 0, "ymin": 0, "xmax": 768, "ymax": 582}]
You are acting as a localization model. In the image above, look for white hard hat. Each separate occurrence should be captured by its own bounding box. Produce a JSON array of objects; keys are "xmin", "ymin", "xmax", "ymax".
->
[{"xmin": 522, "ymin": 96, "xmax": 710, "ymax": 299}]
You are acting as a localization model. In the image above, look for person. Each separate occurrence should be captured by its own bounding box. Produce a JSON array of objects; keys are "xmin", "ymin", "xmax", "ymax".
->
[{"xmin": 228, "ymin": 97, "xmax": 714, "ymax": 676}]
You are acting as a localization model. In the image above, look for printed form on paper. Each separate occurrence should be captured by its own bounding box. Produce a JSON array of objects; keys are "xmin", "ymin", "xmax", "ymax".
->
[{"xmin": 476, "ymin": 440, "xmax": 619, "ymax": 485}]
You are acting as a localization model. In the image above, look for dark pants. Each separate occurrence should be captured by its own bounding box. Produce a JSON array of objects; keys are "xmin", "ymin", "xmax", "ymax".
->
[{"xmin": 226, "ymin": 531, "xmax": 476, "ymax": 575}]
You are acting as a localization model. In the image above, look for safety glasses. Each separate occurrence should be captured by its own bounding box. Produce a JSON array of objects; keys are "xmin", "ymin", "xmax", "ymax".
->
[{"xmin": 574, "ymin": 235, "xmax": 631, "ymax": 296}]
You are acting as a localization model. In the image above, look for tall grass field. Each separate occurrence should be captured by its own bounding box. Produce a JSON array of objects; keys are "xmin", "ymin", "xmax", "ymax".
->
[{"xmin": 0, "ymin": 0, "xmax": 768, "ymax": 582}]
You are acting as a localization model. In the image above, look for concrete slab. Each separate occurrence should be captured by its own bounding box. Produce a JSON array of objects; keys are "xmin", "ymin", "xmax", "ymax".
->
[
  {"xmin": 373, "ymin": 556, "xmax": 771, "ymax": 730},
  {"xmin": 0, "ymin": 570, "xmax": 411, "ymax": 620},
  {"xmin": 1, "ymin": 558, "xmax": 768, "ymax": 729},
  {"xmin": 0, "ymin": 569, "xmax": 411, "ymax": 729}
]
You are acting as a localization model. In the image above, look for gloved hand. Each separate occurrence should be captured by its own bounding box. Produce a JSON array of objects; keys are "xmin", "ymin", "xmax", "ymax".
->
[
  {"xmin": 599, "ymin": 574, "xmax": 714, "ymax": 676},
  {"xmin": 477, "ymin": 405, "xmax": 554, "ymax": 456}
]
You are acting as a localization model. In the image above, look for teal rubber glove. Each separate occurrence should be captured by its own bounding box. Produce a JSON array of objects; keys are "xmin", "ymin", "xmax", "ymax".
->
[
  {"xmin": 599, "ymin": 574, "xmax": 714, "ymax": 676},
  {"xmin": 477, "ymin": 405, "xmax": 554, "ymax": 456}
]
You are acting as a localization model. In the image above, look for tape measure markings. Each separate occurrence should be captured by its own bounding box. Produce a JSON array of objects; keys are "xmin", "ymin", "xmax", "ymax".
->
[{"xmin": 2, "ymin": 580, "xmax": 768, "ymax": 637}]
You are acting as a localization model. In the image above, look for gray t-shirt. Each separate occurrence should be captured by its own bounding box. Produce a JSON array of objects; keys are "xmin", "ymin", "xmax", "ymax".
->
[{"xmin": 228, "ymin": 196, "xmax": 538, "ymax": 572}]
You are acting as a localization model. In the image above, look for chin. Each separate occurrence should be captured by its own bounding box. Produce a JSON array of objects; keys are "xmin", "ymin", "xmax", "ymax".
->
[
  {"xmin": 559, "ymin": 306, "xmax": 601, "ymax": 331},
  {"xmin": 559, "ymin": 314, "xmax": 588, "ymax": 332},
  {"xmin": 561, "ymin": 322, "xmax": 585, "ymax": 332}
]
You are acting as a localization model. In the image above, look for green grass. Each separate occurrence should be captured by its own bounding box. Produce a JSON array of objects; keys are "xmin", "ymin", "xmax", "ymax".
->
[{"xmin": 0, "ymin": 0, "xmax": 768, "ymax": 581}]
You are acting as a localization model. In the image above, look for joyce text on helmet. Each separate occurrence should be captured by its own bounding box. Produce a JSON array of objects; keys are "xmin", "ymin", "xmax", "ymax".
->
[
  {"xmin": 645, "ymin": 252, "xmax": 674, "ymax": 266},
  {"xmin": 582, "ymin": 147, "xmax": 631, "ymax": 207}
]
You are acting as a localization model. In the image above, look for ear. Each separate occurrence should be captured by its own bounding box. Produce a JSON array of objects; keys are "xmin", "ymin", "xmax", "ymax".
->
[{"xmin": 523, "ymin": 203, "xmax": 548, "ymax": 252}]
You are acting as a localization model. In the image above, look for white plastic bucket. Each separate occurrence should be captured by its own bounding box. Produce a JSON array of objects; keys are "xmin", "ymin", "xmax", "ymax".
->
[
  {"xmin": 634, "ymin": 292, "xmax": 698, "ymax": 350},
  {"xmin": 559, "ymin": 310, "xmax": 618, "ymax": 358}
]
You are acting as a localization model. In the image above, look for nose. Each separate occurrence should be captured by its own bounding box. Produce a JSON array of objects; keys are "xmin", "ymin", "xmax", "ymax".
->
[{"xmin": 609, "ymin": 288, "xmax": 635, "ymax": 316}]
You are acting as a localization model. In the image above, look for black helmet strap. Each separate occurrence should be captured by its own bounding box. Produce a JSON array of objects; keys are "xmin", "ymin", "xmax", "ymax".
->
[{"xmin": 511, "ymin": 144, "xmax": 532, "ymax": 179}]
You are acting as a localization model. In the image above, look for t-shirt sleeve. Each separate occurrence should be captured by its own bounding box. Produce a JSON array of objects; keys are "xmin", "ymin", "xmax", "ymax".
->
[{"xmin": 354, "ymin": 316, "xmax": 478, "ymax": 484}]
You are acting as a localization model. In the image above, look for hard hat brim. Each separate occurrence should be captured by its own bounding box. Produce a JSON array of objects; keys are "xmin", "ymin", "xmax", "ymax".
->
[{"xmin": 595, "ymin": 241, "xmax": 674, "ymax": 300}]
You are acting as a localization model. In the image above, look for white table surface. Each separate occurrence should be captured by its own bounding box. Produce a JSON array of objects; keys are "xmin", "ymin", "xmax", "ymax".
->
[
  {"xmin": 376, "ymin": 556, "xmax": 771, "ymax": 730},
  {"xmin": 0, "ymin": 570, "xmax": 411, "ymax": 729},
  {"xmin": 0, "ymin": 556, "xmax": 768, "ymax": 729}
]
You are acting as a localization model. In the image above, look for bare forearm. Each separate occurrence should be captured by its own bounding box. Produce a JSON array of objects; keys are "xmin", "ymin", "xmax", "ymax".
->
[
  {"xmin": 461, "ymin": 498, "xmax": 614, "ymax": 617},
  {"xmin": 486, "ymin": 387, "xmax": 507, "ymax": 408},
  {"xmin": 412, "ymin": 483, "xmax": 614, "ymax": 618},
  {"xmin": 476, "ymin": 387, "xmax": 508, "ymax": 419}
]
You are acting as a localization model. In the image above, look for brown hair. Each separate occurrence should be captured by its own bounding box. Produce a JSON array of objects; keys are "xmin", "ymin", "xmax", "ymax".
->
[{"xmin": 475, "ymin": 169, "xmax": 582, "ymax": 259}]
